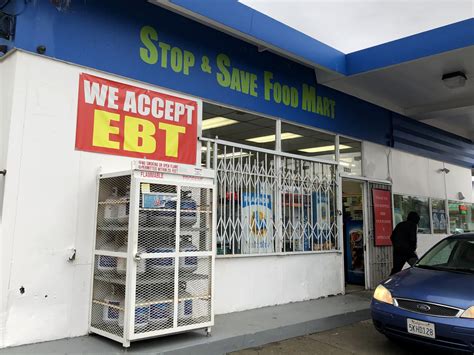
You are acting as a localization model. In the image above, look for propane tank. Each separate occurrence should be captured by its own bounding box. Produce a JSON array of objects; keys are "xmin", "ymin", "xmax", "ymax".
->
[
  {"xmin": 118, "ymin": 293, "xmax": 149, "ymax": 330},
  {"xmin": 152, "ymin": 191, "xmax": 197, "ymax": 226},
  {"xmin": 103, "ymin": 286, "xmax": 124, "ymax": 325},
  {"xmin": 104, "ymin": 187, "xmax": 119, "ymax": 225},
  {"xmin": 139, "ymin": 210, "xmax": 148, "ymax": 226},
  {"xmin": 116, "ymin": 243, "xmax": 146, "ymax": 275},
  {"xmin": 97, "ymin": 240, "xmax": 117, "ymax": 273},
  {"xmin": 149, "ymin": 287, "xmax": 172, "ymax": 326},
  {"xmin": 178, "ymin": 283, "xmax": 193, "ymax": 321},
  {"xmin": 179, "ymin": 235, "xmax": 198, "ymax": 273},
  {"xmin": 147, "ymin": 244, "xmax": 175, "ymax": 273},
  {"xmin": 134, "ymin": 294, "xmax": 150, "ymax": 331},
  {"xmin": 180, "ymin": 191, "xmax": 197, "ymax": 226},
  {"xmin": 116, "ymin": 186, "xmax": 130, "ymax": 225},
  {"xmin": 179, "ymin": 299, "xmax": 193, "ymax": 321}
]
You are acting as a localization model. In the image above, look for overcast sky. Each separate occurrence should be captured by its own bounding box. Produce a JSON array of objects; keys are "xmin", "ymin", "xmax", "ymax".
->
[{"xmin": 240, "ymin": 0, "xmax": 474, "ymax": 53}]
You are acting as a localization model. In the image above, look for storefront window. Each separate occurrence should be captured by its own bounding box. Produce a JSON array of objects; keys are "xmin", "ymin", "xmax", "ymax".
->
[
  {"xmin": 431, "ymin": 199, "xmax": 447, "ymax": 234},
  {"xmin": 393, "ymin": 195, "xmax": 431, "ymax": 234},
  {"xmin": 201, "ymin": 103, "xmax": 276, "ymax": 150},
  {"xmin": 339, "ymin": 137, "xmax": 362, "ymax": 176},
  {"xmin": 203, "ymin": 104, "xmax": 340, "ymax": 256},
  {"xmin": 281, "ymin": 122, "xmax": 336, "ymax": 160},
  {"xmin": 448, "ymin": 201, "xmax": 473, "ymax": 234}
]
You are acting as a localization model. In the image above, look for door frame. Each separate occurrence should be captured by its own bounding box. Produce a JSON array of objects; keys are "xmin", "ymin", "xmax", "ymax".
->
[{"xmin": 340, "ymin": 174, "xmax": 392, "ymax": 290}]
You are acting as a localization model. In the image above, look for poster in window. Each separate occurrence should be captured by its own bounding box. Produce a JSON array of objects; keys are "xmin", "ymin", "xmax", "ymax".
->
[
  {"xmin": 312, "ymin": 192, "xmax": 334, "ymax": 249},
  {"xmin": 313, "ymin": 193, "xmax": 330, "ymax": 229},
  {"xmin": 241, "ymin": 192, "xmax": 274, "ymax": 254},
  {"xmin": 344, "ymin": 220, "xmax": 364, "ymax": 285},
  {"xmin": 373, "ymin": 189, "xmax": 393, "ymax": 246},
  {"xmin": 431, "ymin": 199, "xmax": 447, "ymax": 234}
]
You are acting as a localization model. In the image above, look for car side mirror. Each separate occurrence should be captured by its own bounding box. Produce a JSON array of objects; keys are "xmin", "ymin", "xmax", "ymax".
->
[{"xmin": 408, "ymin": 257, "xmax": 418, "ymax": 267}]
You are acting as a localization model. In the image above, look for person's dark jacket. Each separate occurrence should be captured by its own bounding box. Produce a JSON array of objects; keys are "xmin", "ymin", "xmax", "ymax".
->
[{"xmin": 390, "ymin": 212, "xmax": 420, "ymax": 254}]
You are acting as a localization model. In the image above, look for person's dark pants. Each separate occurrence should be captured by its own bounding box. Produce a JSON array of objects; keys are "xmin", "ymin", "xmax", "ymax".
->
[{"xmin": 390, "ymin": 249, "xmax": 418, "ymax": 275}]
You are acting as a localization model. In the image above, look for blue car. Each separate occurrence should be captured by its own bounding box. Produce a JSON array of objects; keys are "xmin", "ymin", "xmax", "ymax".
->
[{"xmin": 371, "ymin": 234, "xmax": 474, "ymax": 353}]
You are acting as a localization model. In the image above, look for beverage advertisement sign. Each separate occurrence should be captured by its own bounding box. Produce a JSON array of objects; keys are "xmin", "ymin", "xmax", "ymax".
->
[{"xmin": 344, "ymin": 220, "xmax": 364, "ymax": 285}]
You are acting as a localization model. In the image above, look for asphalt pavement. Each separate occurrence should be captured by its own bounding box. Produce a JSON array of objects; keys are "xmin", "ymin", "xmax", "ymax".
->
[{"xmin": 231, "ymin": 319, "xmax": 464, "ymax": 355}]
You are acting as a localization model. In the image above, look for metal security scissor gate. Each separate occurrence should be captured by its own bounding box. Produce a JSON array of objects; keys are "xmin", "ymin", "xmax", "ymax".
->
[{"xmin": 201, "ymin": 138, "xmax": 340, "ymax": 256}]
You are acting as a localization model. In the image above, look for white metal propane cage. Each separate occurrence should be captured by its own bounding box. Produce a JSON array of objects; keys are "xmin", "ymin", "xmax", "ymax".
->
[{"xmin": 89, "ymin": 162, "xmax": 216, "ymax": 347}]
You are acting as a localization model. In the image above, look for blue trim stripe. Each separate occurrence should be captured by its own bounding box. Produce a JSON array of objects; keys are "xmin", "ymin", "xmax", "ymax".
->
[
  {"xmin": 169, "ymin": 0, "xmax": 474, "ymax": 76},
  {"xmin": 393, "ymin": 131, "xmax": 474, "ymax": 165},
  {"xmin": 248, "ymin": 10, "xmax": 346, "ymax": 73},
  {"xmin": 347, "ymin": 19, "xmax": 474, "ymax": 75},
  {"xmin": 393, "ymin": 117, "xmax": 473, "ymax": 150},
  {"xmin": 392, "ymin": 114, "xmax": 474, "ymax": 168},
  {"xmin": 168, "ymin": 0, "xmax": 346, "ymax": 73}
]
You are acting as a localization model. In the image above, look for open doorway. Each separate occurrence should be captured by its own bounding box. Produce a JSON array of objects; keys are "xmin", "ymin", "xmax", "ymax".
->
[{"xmin": 342, "ymin": 179, "xmax": 365, "ymax": 292}]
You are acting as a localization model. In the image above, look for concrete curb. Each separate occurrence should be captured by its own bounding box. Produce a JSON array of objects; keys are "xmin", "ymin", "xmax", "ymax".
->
[{"xmin": 168, "ymin": 309, "xmax": 371, "ymax": 355}]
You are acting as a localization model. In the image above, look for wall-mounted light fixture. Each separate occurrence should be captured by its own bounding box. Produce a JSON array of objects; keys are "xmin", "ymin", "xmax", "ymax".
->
[
  {"xmin": 458, "ymin": 192, "xmax": 466, "ymax": 200},
  {"xmin": 0, "ymin": 12, "xmax": 15, "ymax": 41},
  {"xmin": 36, "ymin": 45, "xmax": 46, "ymax": 55},
  {"xmin": 442, "ymin": 71, "xmax": 467, "ymax": 89},
  {"xmin": 438, "ymin": 168, "xmax": 450, "ymax": 173}
]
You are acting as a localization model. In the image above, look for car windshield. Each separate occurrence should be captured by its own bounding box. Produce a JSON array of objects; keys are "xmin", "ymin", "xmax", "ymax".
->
[{"xmin": 415, "ymin": 238, "xmax": 474, "ymax": 273}]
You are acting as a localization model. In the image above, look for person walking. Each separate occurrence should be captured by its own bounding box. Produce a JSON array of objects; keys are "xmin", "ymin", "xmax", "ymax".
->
[{"xmin": 390, "ymin": 211, "xmax": 420, "ymax": 275}]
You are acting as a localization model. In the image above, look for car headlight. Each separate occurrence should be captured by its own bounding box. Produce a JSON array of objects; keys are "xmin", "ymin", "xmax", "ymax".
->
[
  {"xmin": 461, "ymin": 306, "xmax": 474, "ymax": 319},
  {"xmin": 373, "ymin": 284, "xmax": 394, "ymax": 305}
]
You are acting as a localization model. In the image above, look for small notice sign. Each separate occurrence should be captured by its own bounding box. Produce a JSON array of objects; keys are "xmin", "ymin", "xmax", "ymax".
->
[{"xmin": 372, "ymin": 189, "xmax": 393, "ymax": 246}]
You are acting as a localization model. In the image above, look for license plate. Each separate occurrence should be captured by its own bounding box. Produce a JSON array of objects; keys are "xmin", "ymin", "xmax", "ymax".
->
[{"xmin": 407, "ymin": 318, "xmax": 435, "ymax": 339}]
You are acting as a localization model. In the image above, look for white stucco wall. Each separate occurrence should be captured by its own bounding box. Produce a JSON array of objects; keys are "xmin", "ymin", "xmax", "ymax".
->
[
  {"xmin": 444, "ymin": 163, "xmax": 473, "ymax": 202},
  {"xmin": 0, "ymin": 53, "xmax": 16, "ymax": 218},
  {"xmin": 361, "ymin": 141, "xmax": 390, "ymax": 181},
  {"xmin": 0, "ymin": 51, "xmax": 344, "ymax": 348},
  {"xmin": 0, "ymin": 51, "xmax": 141, "ymax": 348},
  {"xmin": 214, "ymin": 253, "xmax": 343, "ymax": 315},
  {"xmin": 1, "ymin": 51, "xmax": 471, "ymax": 349},
  {"xmin": 0, "ymin": 52, "xmax": 18, "ymax": 349},
  {"xmin": 363, "ymin": 141, "xmax": 473, "ymax": 257}
]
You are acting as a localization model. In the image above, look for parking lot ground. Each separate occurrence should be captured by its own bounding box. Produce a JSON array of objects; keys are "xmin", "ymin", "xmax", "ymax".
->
[{"xmin": 231, "ymin": 319, "xmax": 465, "ymax": 355}]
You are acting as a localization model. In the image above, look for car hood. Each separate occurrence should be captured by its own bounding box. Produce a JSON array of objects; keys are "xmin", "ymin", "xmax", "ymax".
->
[{"xmin": 385, "ymin": 267, "xmax": 474, "ymax": 309}]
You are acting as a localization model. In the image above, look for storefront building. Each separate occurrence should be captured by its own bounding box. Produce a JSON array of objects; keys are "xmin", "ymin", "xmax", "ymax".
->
[{"xmin": 0, "ymin": 0, "xmax": 473, "ymax": 348}]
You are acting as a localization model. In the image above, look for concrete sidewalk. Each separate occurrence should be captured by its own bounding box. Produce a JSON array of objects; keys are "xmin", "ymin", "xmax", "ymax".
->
[
  {"xmin": 232, "ymin": 319, "xmax": 435, "ymax": 355},
  {"xmin": 0, "ymin": 291, "xmax": 372, "ymax": 355}
]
